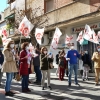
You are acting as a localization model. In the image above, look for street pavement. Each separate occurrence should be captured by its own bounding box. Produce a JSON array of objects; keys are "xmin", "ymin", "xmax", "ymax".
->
[{"xmin": 0, "ymin": 68, "xmax": 100, "ymax": 100}]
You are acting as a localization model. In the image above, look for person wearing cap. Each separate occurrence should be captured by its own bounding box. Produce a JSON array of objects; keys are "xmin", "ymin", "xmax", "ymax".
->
[
  {"xmin": 92, "ymin": 46, "xmax": 100, "ymax": 86},
  {"xmin": 66, "ymin": 43, "xmax": 80, "ymax": 86},
  {"xmin": 0, "ymin": 46, "xmax": 4, "ymax": 85}
]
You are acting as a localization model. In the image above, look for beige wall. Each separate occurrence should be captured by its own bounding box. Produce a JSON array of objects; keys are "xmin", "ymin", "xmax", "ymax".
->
[{"xmin": 46, "ymin": 0, "xmax": 90, "ymax": 26}]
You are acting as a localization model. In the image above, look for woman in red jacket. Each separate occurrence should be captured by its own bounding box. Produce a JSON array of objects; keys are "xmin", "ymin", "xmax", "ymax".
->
[{"xmin": 20, "ymin": 42, "xmax": 31, "ymax": 93}]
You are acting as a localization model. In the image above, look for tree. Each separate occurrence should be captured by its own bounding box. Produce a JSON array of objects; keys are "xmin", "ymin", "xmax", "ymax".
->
[{"xmin": 14, "ymin": 6, "xmax": 49, "ymax": 46}]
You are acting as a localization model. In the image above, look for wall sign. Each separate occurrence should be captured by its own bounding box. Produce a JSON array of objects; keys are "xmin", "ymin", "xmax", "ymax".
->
[{"xmin": 73, "ymin": 22, "xmax": 100, "ymax": 33}]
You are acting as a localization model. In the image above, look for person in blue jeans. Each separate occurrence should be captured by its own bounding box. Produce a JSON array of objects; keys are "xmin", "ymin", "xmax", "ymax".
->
[
  {"xmin": 66, "ymin": 43, "xmax": 80, "ymax": 86},
  {"xmin": 2, "ymin": 40, "xmax": 18, "ymax": 96},
  {"xmin": 33, "ymin": 47, "xmax": 42, "ymax": 84}
]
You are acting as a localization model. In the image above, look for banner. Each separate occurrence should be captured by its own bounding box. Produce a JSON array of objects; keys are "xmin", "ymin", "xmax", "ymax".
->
[
  {"xmin": 2, "ymin": 37, "xmax": 11, "ymax": 45},
  {"xmin": 18, "ymin": 16, "xmax": 34, "ymax": 38},
  {"xmin": 76, "ymin": 31, "xmax": 84, "ymax": 44},
  {"xmin": 35, "ymin": 28, "xmax": 44, "ymax": 45},
  {"xmin": 92, "ymin": 30, "xmax": 99, "ymax": 44},
  {"xmin": 2, "ymin": 29, "xmax": 7, "ymax": 37},
  {"xmin": 83, "ymin": 24, "xmax": 93, "ymax": 41},
  {"xmin": 50, "ymin": 27, "xmax": 62, "ymax": 50},
  {"xmin": 65, "ymin": 35, "xmax": 73, "ymax": 44}
]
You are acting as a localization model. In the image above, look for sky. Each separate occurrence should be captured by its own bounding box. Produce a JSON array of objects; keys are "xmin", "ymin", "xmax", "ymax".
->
[{"xmin": 0, "ymin": 0, "xmax": 8, "ymax": 12}]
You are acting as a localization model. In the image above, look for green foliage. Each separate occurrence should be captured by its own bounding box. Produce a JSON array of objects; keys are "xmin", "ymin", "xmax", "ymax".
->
[{"xmin": 6, "ymin": 24, "xmax": 14, "ymax": 31}]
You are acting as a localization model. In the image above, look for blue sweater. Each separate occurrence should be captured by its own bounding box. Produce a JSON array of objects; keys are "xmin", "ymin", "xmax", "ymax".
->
[{"xmin": 66, "ymin": 50, "xmax": 80, "ymax": 64}]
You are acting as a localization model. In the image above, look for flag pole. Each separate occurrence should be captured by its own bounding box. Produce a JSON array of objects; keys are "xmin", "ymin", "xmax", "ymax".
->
[{"xmin": 19, "ymin": 33, "xmax": 22, "ymax": 52}]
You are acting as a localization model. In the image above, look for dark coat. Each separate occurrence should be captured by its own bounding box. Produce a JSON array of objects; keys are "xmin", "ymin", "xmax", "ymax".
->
[
  {"xmin": 40, "ymin": 54, "xmax": 49, "ymax": 70},
  {"xmin": 19, "ymin": 50, "xmax": 28, "ymax": 75},
  {"xmin": 40, "ymin": 54, "xmax": 53, "ymax": 70},
  {"xmin": 81, "ymin": 53, "xmax": 91, "ymax": 67}
]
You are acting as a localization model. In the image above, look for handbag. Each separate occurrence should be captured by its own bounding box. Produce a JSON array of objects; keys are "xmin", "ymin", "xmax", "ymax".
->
[
  {"xmin": 49, "ymin": 62, "xmax": 54, "ymax": 69},
  {"xmin": 15, "ymin": 74, "xmax": 21, "ymax": 81}
]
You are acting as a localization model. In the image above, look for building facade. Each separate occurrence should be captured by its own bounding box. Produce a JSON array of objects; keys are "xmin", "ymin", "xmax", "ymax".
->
[{"xmin": 6, "ymin": 0, "xmax": 100, "ymax": 68}]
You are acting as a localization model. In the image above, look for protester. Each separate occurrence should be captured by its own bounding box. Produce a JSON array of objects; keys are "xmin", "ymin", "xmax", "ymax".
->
[
  {"xmin": 33, "ymin": 45, "xmax": 42, "ymax": 84},
  {"xmin": 13, "ymin": 48, "xmax": 20, "ymax": 79},
  {"xmin": 59, "ymin": 49, "xmax": 66, "ymax": 80},
  {"xmin": 56, "ymin": 51, "xmax": 60, "ymax": 64},
  {"xmin": 81, "ymin": 50, "xmax": 91, "ymax": 81},
  {"xmin": 79, "ymin": 51, "xmax": 83, "ymax": 77},
  {"xmin": 0, "ymin": 47, "xmax": 4, "ymax": 85},
  {"xmin": 56, "ymin": 51, "xmax": 60, "ymax": 76},
  {"xmin": 19, "ymin": 42, "xmax": 31, "ymax": 92},
  {"xmin": 66, "ymin": 43, "xmax": 80, "ymax": 86},
  {"xmin": 2, "ymin": 40, "xmax": 18, "ymax": 96},
  {"xmin": 91, "ymin": 46, "xmax": 100, "ymax": 86},
  {"xmin": 40, "ymin": 47, "xmax": 53, "ymax": 90}
]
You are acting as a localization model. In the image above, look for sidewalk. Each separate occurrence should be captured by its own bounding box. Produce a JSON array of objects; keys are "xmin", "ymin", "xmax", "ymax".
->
[{"xmin": 0, "ymin": 71, "xmax": 100, "ymax": 100}]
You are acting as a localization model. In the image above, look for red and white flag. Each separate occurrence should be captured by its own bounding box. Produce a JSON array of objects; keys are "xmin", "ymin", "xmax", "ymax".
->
[
  {"xmin": 50, "ymin": 27, "xmax": 62, "ymax": 50},
  {"xmin": 76, "ymin": 31, "xmax": 84, "ymax": 45},
  {"xmin": 35, "ymin": 28, "xmax": 44, "ymax": 45},
  {"xmin": 92, "ymin": 30, "xmax": 99, "ymax": 44},
  {"xmin": 98, "ymin": 31, "xmax": 100, "ymax": 39},
  {"xmin": 2, "ymin": 37, "xmax": 11, "ymax": 46},
  {"xmin": 29, "ymin": 43, "xmax": 34, "ymax": 53},
  {"xmin": 83, "ymin": 24, "xmax": 93, "ymax": 41},
  {"xmin": 18, "ymin": 16, "xmax": 34, "ymax": 38},
  {"xmin": 2, "ymin": 29, "xmax": 7, "ymax": 37},
  {"xmin": 65, "ymin": 35, "xmax": 73, "ymax": 44}
]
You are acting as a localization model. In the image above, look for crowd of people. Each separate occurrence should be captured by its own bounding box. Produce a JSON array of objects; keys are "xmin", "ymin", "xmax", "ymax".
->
[{"xmin": 0, "ymin": 40, "xmax": 100, "ymax": 97}]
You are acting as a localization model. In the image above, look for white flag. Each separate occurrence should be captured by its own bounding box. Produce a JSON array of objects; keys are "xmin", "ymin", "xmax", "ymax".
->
[
  {"xmin": 76, "ymin": 31, "xmax": 84, "ymax": 45},
  {"xmin": 29, "ymin": 43, "xmax": 34, "ymax": 53},
  {"xmin": 83, "ymin": 24, "xmax": 93, "ymax": 41},
  {"xmin": 65, "ymin": 35, "xmax": 73, "ymax": 44},
  {"xmin": 50, "ymin": 27, "xmax": 62, "ymax": 50},
  {"xmin": 18, "ymin": 16, "xmax": 34, "ymax": 38},
  {"xmin": 35, "ymin": 28, "xmax": 44, "ymax": 45},
  {"xmin": 92, "ymin": 30, "xmax": 99, "ymax": 44},
  {"xmin": 11, "ymin": 1, "xmax": 16, "ymax": 10},
  {"xmin": 98, "ymin": 31, "xmax": 100, "ymax": 39},
  {"xmin": 2, "ymin": 37, "xmax": 11, "ymax": 46}
]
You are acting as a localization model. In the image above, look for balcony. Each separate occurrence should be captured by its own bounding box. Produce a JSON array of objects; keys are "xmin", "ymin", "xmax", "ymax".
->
[{"xmin": 7, "ymin": 0, "xmax": 15, "ymax": 4}]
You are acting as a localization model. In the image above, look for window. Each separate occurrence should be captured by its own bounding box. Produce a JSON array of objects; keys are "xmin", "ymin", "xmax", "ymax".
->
[{"xmin": 44, "ymin": 0, "xmax": 54, "ymax": 13}]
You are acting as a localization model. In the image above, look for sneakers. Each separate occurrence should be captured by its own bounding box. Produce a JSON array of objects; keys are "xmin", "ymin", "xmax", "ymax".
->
[
  {"xmin": 22, "ymin": 88, "xmax": 31, "ymax": 93},
  {"xmin": 42, "ymin": 87, "xmax": 45, "ymax": 90},
  {"xmin": 5, "ymin": 91, "xmax": 14, "ymax": 96},
  {"xmin": 26, "ymin": 88, "xmax": 31, "ymax": 92},
  {"xmin": 22, "ymin": 89, "xmax": 28, "ymax": 93},
  {"xmin": 95, "ymin": 83, "xmax": 98, "ymax": 86},
  {"xmin": 68, "ymin": 83, "xmax": 71, "ymax": 87},
  {"xmin": 9, "ymin": 91, "xmax": 15, "ymax": 94},
  {"xmin": 75, "ymin": 83, "xmax": 80, "ymax": 86},
  {"xmin": 48, "ymin": 86, "xmax": 52, "ymax": 90},
  {"xmin": 42, "ymin": 86, "xmax": 52, "ymax": 90}
]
